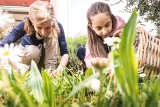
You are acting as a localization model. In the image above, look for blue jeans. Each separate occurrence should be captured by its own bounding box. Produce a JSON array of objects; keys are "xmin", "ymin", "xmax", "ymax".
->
[{"xmin": 77, "ymin": 46, "xmax": 86, "ymax": 65}]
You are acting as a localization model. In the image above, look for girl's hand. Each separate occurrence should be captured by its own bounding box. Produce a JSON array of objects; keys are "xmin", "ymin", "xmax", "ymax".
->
[
  {"xmin": 113, "ymin": 29, "xmax": 122, "ymax": 37},
  {"xmin": 50, "ymin": 64, "xmax": 64, "ymax": 77}
]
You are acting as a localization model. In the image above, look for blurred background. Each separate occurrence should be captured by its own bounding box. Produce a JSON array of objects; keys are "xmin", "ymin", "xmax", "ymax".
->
[{"xmin": 0, "ymin": 0, "xmax": 159, "ymax": 37}]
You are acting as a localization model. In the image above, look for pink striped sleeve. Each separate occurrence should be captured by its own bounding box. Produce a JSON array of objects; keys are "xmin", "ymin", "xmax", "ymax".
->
[
  {"xmin": 107, "ymin": 16, "xmax": 126, "ymax": 36},
  {"xmin": 84, "ymin": 42, "xmax": 92, "ymax": 68},
  {"xmin": 116, "ymin": 16, "xmax": 126, "ymax": 30}
]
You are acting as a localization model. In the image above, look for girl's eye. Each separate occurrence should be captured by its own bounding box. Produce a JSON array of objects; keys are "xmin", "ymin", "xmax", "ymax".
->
[
  {"xmin": 37, "ymin": 27, "xmax": 42, "ymax": 29},
  {"xmin": 96, "ymin": 27, "xmax": 102, "ymax": 31},
  {"xmin": 52, "ymin": 23, "xmax": 55, "ymax": 27},
  {"xmin": 105, "ymin": 22, "xmax": 110, "ymax": 27},
  {"xmin": 45, "ymin": 27, "xmax": 51, "ymax": 30}
]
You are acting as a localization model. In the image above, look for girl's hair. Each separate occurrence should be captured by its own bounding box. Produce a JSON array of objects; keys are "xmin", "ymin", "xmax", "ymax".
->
[
  {"xmin": 24, "ymin": 1, "xmax": 60, "ymax": 36},
  {"xmin": 87, "ymin": 2, "xmax": 117, "ymax": 57}
]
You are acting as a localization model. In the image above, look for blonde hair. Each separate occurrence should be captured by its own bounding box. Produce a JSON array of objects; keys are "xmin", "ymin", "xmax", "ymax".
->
[{"xmin": 24, "ymin": 1, "xmax": 60, "ymax": 36}]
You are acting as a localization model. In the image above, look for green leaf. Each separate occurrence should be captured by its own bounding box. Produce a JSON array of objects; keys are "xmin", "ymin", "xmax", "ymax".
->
[
  {"xmin": 29, "ymin": 60, "xmax": 44, "ymax": 104},
  {"xmin": 1, "ymin": 69, "xmax": 37, "ymax": 107},
  {"xmin": 42, "ymin": 70, "xmax": 56, "ymax": 107},
  {"xmin": 62, "ymin": 71, "xmax": 100, "ymax": 106},
  {"xmin": 145, "ymin": 77, "xmax": 160, "ymax": 107},
  {"xmin": 114, "ymin": 9, "xmax": 139, "ymax": 106}
]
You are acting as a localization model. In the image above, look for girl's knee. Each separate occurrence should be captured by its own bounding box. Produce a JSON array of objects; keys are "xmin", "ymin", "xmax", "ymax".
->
[
  {"xmin": 22, "ymin": 45, "xmax": 41, "ymax": 65},
  {"xmin": 77, "ymin": 46, "xmax": 86, "ymax": 56}
]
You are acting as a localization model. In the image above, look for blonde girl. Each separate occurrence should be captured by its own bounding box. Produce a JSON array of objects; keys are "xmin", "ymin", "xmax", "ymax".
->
[{"xmin": 0, "ymin": 1, "xmax": 69, "ymax": 76}]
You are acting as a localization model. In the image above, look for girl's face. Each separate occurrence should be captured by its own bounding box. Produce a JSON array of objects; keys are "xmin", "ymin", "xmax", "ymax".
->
[
  {"xmin": 33, "ymin": 20, "xmax": 53, "ymax": 37},
  {"xmin": 90, "ymin": 13, "xmax": 112, "ymax": 37}
]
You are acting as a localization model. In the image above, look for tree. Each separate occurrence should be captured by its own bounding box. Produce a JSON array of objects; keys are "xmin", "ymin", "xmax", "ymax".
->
[
  {"xmin": 105, "ymin": 0, "xmax": 160, "ymax": 35},
  {"xmin": 125, "ymin": 0, "xmax": 160, "ymax": 35}
]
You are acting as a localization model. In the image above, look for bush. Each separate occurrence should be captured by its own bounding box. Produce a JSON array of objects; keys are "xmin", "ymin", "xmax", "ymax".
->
[{"xmin": 66, "ymin": 35, "xmax": 87, "ymax": 73}]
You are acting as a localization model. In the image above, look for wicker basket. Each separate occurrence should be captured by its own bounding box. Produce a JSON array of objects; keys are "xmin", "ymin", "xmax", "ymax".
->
[{"xmin": 134, "ymin": 27, "xmax": 160, "ymax": 76}]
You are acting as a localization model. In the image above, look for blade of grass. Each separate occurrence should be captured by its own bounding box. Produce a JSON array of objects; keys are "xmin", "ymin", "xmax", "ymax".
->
[
  {"xmin": 114, "ymin": 9, "xmax": 139, "ymax": 107},
  {"xmin": 29, "ymin": 60, "xmax": 44, "ymax": 104},
  {"xmin": 42, "ymin": 70, "xmax": 56, "ymax": 107}
]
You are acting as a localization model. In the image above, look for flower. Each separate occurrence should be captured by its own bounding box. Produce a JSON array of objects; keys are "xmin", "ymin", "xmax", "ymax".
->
[
  {"xmin": 103, "ymin": 37, "xmax": 121, "ymax": 50},
  {"xmin": 90, "ymin": 57, "xmax": 110, "ymax": 71},
  {"xmin": 139, "ymin": 73, "xmax": 146, "ymax": 78},
  {"xmin": 0, "ymin": 43, "xmax": 29, "ymax": 74},
  {"xmin": 103, "ymin": 37, "xmax": 121, "ymax": 46},
  {"xmin": 105, "ymin": 89, "xmax": 113, "ymax": 99},
  {"xmin": 0, "ymin": 44, "xmax": 22, "ymax": 64},
  {"xmin": 85, "ymin": 78, "xmax": 100, "ymax": 92}
]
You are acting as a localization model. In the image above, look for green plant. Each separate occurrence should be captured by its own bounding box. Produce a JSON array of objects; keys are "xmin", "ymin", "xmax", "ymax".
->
[{"xmin": 66, "ymin": 35, "xmax": 87, "ymax": 73}]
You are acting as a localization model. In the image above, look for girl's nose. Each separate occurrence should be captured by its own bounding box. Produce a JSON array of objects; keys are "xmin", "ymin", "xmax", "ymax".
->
[
  {"xmin": 41, "ymin": 29, "xmax": 47, "ymax": 35},
  {"xmin": 102, "ymin": 27, "xmax": 108, "ymax": 35}
]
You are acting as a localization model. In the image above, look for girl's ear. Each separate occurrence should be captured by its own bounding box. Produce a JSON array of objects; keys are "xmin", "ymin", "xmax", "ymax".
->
[{"xmin": 88, "ymin": 23, "xmax": 93, "ymax": 30}]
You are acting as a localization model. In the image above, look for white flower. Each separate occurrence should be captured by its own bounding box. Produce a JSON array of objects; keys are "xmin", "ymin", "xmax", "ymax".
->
[
  {"xmin": 0, "ymin": 44, "xmax": 29, "ymax": 74},
  {"xmin": 105, "ymin": 89, "xmax": 113, "ymax": 99},
  {"xmin": 85, "ymin": 78, "xmax": 100, "ymax": 92},
  {"xmin": 0, "ymin": 44, "xmax": 22, "ymax": 64},
  {"xmin": 76, "ymin": 70, "xmax": 84, "ymax": 75},
  {"xmin": 103, "ymin": 37, "xmax": 121, "ymax": 46},
  {"xmin": 139, "ymin": 73, "xmax": 146, "ymax": 78}
]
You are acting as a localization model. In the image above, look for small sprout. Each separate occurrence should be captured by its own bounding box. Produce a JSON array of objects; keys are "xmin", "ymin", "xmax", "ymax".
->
[
  {"xmin": 85, "ymin": 78, "xmax": 100, "ymax": 92},
  {"xmin": 90, "ymin": 57, "xmax": 110, "ymax": 71},
  {"xmin": 105, "ymin": 89, "xmax": 113, "ymax": 99}
]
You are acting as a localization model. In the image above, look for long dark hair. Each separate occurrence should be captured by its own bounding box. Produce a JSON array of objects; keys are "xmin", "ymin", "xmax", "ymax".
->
[{"xmin": 87, "ymin": 2, "xmax": 117, "ymax": 57}]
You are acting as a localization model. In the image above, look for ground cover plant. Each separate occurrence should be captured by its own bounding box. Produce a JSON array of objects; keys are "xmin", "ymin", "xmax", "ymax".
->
[
  {"xmin": 0, "ymin": 10, "xmax": 160, "ymax": 107},
  {"xmin": 66, "ymin": 34, "xmax": 86, "ymax": 73}
]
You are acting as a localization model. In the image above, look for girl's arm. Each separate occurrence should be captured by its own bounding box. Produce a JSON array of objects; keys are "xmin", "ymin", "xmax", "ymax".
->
[{"xmin": 52, "ymin": 22, "xmax": 69, "ymax": 76}]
